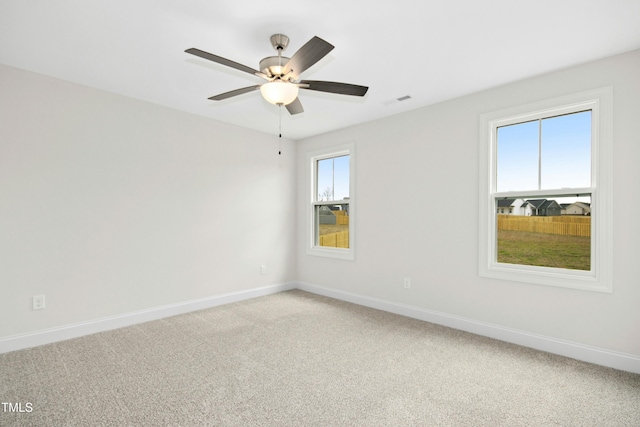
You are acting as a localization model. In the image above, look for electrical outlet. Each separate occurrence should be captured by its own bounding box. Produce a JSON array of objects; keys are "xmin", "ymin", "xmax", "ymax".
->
[
  {"xmin": 33, "ymin": 295, "xmax": 45, "ymax": 310},
  {"xmin": 403, "ymin": 277, "xmax": 411, "ymax": 289},
  {"xmin": 260, "ymin": 265, "xmax": 266, "ymax": 275}
]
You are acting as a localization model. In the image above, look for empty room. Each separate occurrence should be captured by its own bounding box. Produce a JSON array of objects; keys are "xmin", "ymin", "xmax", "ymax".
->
[{"xmin": 1, "ymin": 1, "xmax": 639, "ymax": 425}]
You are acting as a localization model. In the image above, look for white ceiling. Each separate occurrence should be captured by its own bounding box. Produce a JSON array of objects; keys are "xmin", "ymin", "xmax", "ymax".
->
[{"xmin": 1, "ymin": 1, "xmax": 640, "ymax": 140}]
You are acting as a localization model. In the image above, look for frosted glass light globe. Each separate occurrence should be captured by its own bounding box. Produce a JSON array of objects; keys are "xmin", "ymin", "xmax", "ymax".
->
[{"xmin": 260, "ymin": 81, "xmax": 299, "ymax": 106}]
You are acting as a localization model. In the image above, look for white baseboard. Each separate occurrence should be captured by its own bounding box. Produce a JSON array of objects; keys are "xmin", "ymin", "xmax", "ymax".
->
[
  {"xmin": 3, "ymin": 281, "xmax": 638, "ymax": 375},
  {"xmin": 296, "ymin": 282, "xmax": 640, "ymax": 375},
  {"xmin": 0, "ymin": 282, "xmax": 296, "ymax": 354}
]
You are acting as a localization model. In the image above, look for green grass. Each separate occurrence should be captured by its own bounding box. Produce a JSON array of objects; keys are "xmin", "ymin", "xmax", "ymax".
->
[
  {"xmin": 497, "ymin": 230, "xmax": 591, "ymax": 270},
  {"xmin": 318, "ymin": 224, "xmax": 349, "ymax": 235}
]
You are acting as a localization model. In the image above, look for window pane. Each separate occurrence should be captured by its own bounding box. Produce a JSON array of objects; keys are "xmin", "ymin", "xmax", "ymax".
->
[
  {"xmin": 496, "ymin": 121, "xmax": 539, "ymax": 192},
  {"xmin": 315, "ymin": 203, "xmax": 349, "ymax": 248},
  {"xmin": 496, "ymin": 195, "xmax": 591, "ymax": 270},
  {"xmin": 317, "ymin": 155, "xmax": 349, "ymax": 201},
  {"xmin": 540, "ymin": 111, "xmax": 591, "ymax": 189}
]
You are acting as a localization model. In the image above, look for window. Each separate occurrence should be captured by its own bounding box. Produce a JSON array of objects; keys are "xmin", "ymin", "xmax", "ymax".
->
[
  {"xmin": 308, "ymin": 144, "xmax": 354, "ymax": 260},
  {"xmin": 479, "ymin": 88, "xmax": 612, "ymax": 292}
]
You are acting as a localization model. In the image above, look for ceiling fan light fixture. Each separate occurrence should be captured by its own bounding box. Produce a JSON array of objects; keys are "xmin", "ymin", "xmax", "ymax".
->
[{"xmin": 260, "ymin": 81, "xmax": 299, "ymax": 106}]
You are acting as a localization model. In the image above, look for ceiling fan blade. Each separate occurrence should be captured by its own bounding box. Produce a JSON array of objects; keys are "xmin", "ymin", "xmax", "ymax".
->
[
  {"xmin": 185, "ymin": 48, "xmax": 268, "ymax": 79},
  {"xmin": 299, "ymin": 80, "xmax": 369, "ymax": 97},
  {"xmin": 285, "ymin": 97, "xmax": 304, "ymax": 115},
  {"xmin": 282, "ymin": 36, "xmax": 334, "ymax": 79},
  {"xmin": 208, "ymin": 85, "xmax": 261, "ymax": 101}
]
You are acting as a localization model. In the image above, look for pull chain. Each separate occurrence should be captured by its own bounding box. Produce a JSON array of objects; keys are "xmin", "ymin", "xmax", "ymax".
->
[{"xmin": 278, "ymin": 104, "xmax": 282, "ymax": 155}]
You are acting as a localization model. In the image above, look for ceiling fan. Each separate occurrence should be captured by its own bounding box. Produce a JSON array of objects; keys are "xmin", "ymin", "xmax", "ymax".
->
[{"xmin": 185, "ymin": 34, "xmax": 369, "ymax": 115}]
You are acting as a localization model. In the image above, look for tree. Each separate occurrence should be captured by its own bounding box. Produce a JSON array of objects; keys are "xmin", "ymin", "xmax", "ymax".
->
[{"xmin": 319, "ymin": 186, "xmax": 333, "ymax": 201}]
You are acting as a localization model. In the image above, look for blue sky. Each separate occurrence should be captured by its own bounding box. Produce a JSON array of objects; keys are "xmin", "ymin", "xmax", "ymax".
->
[
  {"xmin": 315, "ymin": 112, "xmax": 591, "ymax": 205},
  {"xmin": 317, "ymin": 155, "xmax": 349, "ymax": 201},
  {"xmin": 496, "ymin": 110, "xmax": 591, "ymax": 203}
]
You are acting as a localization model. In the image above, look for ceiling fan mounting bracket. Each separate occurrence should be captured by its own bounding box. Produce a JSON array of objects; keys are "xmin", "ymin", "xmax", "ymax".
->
[{"xmin": 270, "ymin": 34, "xmax": 290, "ymax": 52}]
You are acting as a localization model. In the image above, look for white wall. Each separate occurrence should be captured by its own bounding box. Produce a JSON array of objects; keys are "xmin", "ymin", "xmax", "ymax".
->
[
  {"xmin": 0, "ymin": 64, "xmax": 296, "ymax": 339},
  {"xmin": 296, "ymin": 49, "xmax": 640, "ymax": 357}
]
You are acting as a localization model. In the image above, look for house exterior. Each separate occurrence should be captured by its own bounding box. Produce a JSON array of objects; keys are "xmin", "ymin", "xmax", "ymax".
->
[
  {"xmin": 527, "ymin": 199, "xmax": 562, "ymax": 216},
  {"xmin": 563, "ymin": 202, "xmax": 591, "ymax": 216},
  {"xmin": 319, "ymin": 205, "xmax": 337, "ymax": 224},
  {"xmin": 496, "ymin": 198, "xmax": 533, "ymax": 216}
]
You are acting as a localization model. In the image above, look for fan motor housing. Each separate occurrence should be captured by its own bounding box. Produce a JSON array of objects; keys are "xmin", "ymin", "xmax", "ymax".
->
[{"xmin": 259, "ymin": 56, "xmax": 291, "ymax": 78}]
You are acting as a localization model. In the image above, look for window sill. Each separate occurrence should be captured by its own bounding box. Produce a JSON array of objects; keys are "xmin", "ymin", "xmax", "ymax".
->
[
  {"xmin": 480, "ymin": 262, "xmax": 611, "ymax": 293},
  {"xmin": 307, "ymin": 246, "xmax": 354, "ymax": 261}
]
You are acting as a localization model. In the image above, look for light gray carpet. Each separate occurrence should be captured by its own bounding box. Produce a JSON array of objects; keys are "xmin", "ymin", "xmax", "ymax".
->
[{"xmin": 1, "ymin": 290, "xmax": 639, "ymax": 426}]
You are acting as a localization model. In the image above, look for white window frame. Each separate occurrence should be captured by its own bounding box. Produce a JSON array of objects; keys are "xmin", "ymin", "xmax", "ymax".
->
[
  {"xmin": 479, "ymin": 87, "xmax": 613, "ymax": 292},
  {"xmin": 307, "ymin": 143, "xmax": 355, "ymax": 260}
]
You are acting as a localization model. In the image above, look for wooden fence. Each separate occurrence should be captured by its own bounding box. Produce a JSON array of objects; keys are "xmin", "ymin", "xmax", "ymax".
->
[
  {"xmin": 497, "ymin": 215, "xmax": 590, "ymax": 237},
  {"xmin": 319, "ymin": 230, "xmax": 349, "ymax": 248},
  {"xmin": 334, "ymin": 211, "xmax": 349, "ymax": 225}
]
